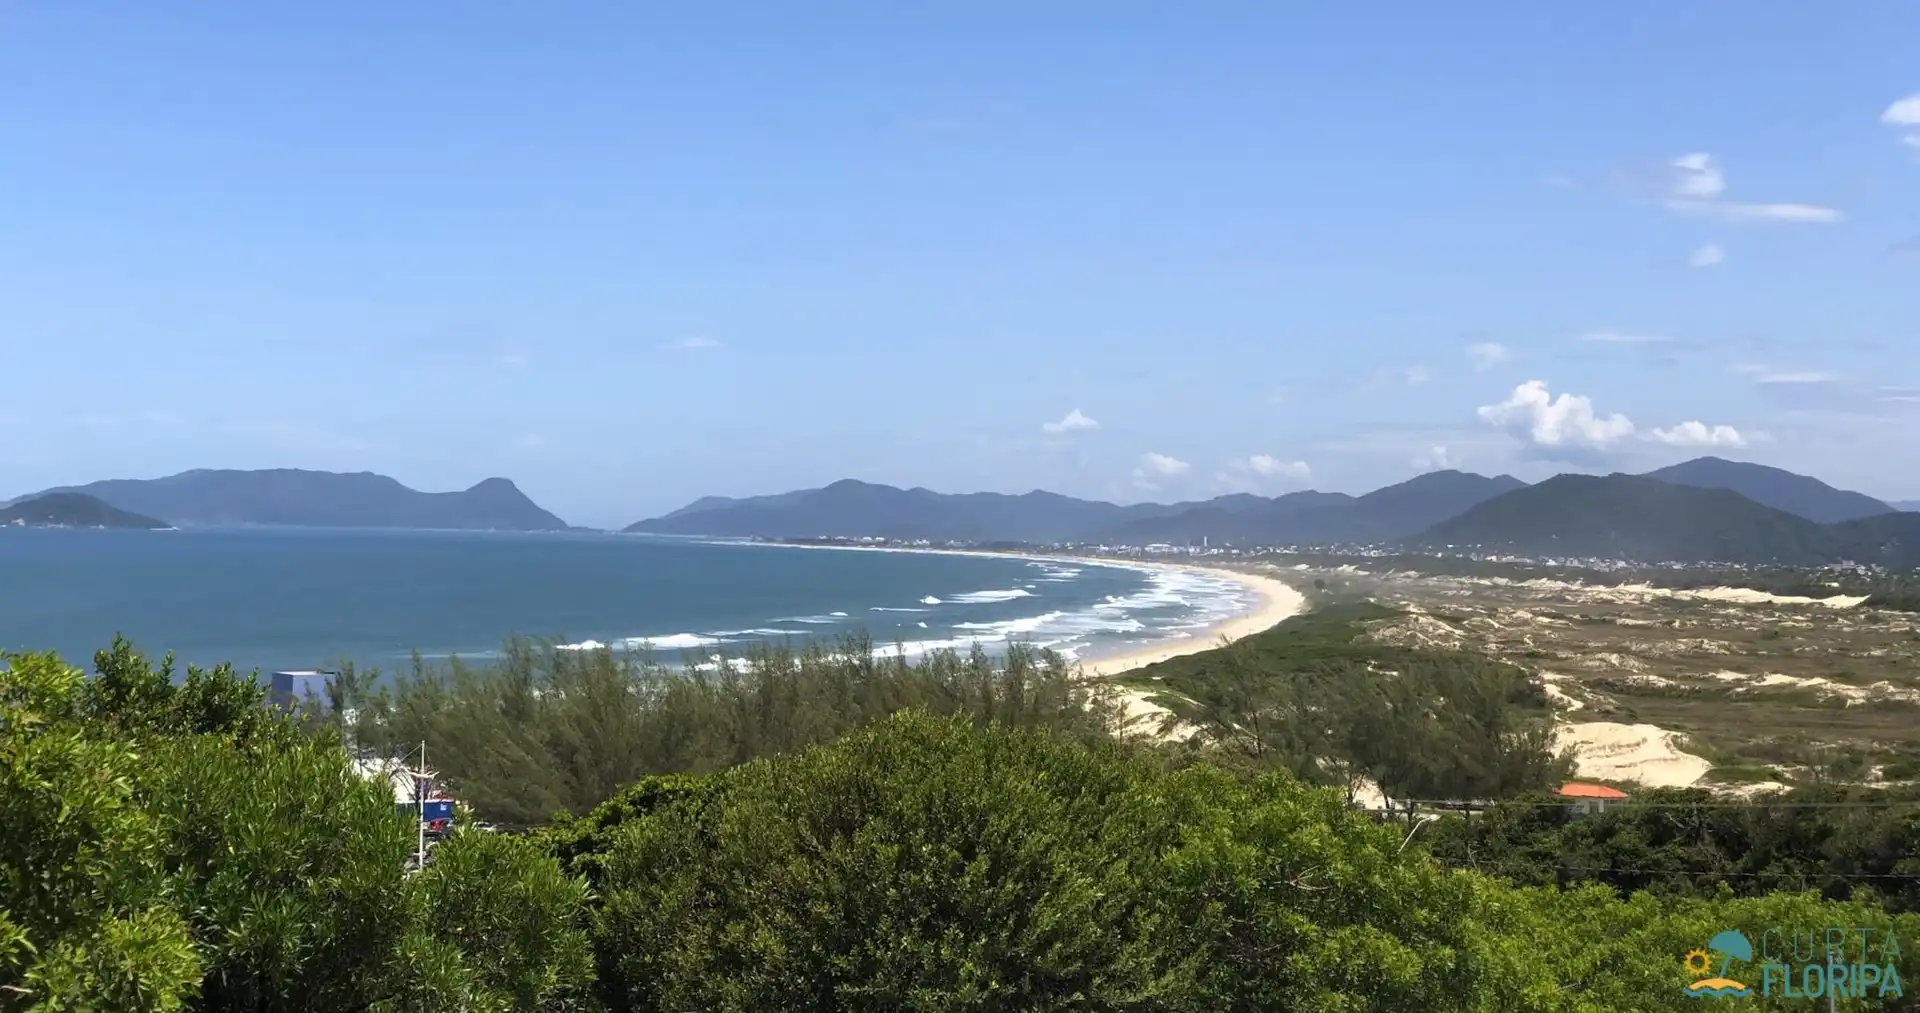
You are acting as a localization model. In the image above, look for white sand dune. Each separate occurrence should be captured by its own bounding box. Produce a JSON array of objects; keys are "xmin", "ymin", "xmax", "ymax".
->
[
  {"xmin": 1495, "ymin": 578, "xmax": 1869, "ymax": 610},
  {"xmin": 1554, "ymin": 721, "xmax": 1712, "ymax": 788}
]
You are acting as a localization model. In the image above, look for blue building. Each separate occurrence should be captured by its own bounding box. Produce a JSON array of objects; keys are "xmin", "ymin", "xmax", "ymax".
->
[{"xmin": 269, "ymin": 670, "xmax": 333, "ymax": 710}]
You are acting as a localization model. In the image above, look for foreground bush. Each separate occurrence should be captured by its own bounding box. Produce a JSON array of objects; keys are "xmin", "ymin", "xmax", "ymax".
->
[
  {"xmin": 0, "ymin": 643, "xmax": 592, "ymax": 1011},
  {"xmin": 566, "ymin": 711, "xmax": 1920, "ymax": 1012}
]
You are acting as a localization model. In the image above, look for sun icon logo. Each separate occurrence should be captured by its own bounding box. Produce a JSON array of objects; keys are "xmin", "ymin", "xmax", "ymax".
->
[
  {"xmin": 1683, "ymin": 949, "xmax": 1713, "ymax": 976},
  {"xmin": 1682, "ymin": 931, "xmax": 1754, "ymax": 998}
]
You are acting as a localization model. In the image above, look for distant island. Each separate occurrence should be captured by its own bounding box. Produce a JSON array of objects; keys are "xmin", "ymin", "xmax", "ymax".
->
[
  {"xmin": 5, "ymin": 469, "xmax": 570, "ymax": 531},
  {"xmin": 1, "ymin": 492, "xmax": 170, "ymax": 530}
]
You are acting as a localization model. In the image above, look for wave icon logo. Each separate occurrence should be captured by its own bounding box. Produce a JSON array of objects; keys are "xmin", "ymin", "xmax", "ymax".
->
[{"xmin": 1684, "ymin": 930, "xmax": 1754, "ymax": 999}]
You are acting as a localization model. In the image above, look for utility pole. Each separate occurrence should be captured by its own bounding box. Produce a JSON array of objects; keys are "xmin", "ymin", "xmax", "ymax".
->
[{"xmin": 415, "ymin": 740, "xmax": 427, "ymax": 870}]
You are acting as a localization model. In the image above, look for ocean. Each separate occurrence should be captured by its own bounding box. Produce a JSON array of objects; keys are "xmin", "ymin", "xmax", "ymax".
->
[{"xmin": 0, "ymin": 528, "xmax": 1259, "ymax": 675}]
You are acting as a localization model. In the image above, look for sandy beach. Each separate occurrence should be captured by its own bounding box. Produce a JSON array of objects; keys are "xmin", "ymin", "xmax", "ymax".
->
[
  {"xmin": 1078, "ymin": 564, "xmax": 1306, "ymax": 677},
  {"xmin": 1071, "ymin": 562, "xmax": 1306, "ymax": 739}
]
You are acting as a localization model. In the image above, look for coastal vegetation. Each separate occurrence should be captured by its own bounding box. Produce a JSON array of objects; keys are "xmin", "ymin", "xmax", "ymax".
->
[
  {"xmin": 1, "ymin": 641, "xmax": 590, "ymax": 1010},
  {"xmin": 11, "ymin": 625, "xmax": 1920, "ymax": 1008},
  {"xmin": 1120, "ymin": 601, "xmax": 1572, "ymax": 801},
  {"xmin": 1425, "ymin": 784, "xmax": 1920, "ymax": 915},
  {"xmin": 1302, "ymin": 560, "xmax": 1920, "ymax": 786},
  {"xmin": 320, "ymin": 636, "xmax": 1121, "ymax": 827},
  {"xmin": 1256, "ymin": 552, "xmax": 1920, "ymax": 613}
]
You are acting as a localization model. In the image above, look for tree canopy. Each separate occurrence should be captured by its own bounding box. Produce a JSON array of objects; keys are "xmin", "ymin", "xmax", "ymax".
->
[{"xmin": 1, "ymin": 641, "xmax": 591, "ymax": 1011}]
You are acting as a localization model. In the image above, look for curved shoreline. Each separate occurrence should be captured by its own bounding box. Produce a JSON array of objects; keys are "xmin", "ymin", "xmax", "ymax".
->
[
  {"xmin": 730, "ymin": 539, "xmax": 1307, "ymax": 675},
  {"xmin": 1078, "ymin": 564, "xmax": 1306, "ymax": 676}
]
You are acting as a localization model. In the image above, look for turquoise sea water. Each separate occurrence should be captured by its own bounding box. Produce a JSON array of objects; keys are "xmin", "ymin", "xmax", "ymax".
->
[{"xmin": 0, "ymin": 528, "xmax": 1259, "ymax": 674}]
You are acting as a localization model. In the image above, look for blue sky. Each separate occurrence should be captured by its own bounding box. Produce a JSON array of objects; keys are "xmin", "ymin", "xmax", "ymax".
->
[{"xmin": 3, "ymin": 3, "xmax": 1917, "ymax": 527}]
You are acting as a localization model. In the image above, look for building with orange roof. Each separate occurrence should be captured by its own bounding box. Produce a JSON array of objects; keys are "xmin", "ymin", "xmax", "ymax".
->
[{"xmin": 1558, "ymin": 781, "xmax": 1630, "ymax": 816}]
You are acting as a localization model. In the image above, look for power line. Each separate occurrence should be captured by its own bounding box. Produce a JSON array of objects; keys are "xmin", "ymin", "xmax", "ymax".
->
[
  {"xmin": 1394, "ymin": 797, "xmax": 1920, "ymax": 811},
  {"xmin": 1432, "ymin": 857, "xmax": 1920, "ymax": 882}
]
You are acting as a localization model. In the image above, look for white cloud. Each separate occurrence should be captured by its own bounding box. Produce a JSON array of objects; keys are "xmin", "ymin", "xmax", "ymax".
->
[
  {"xmin": 1884, "ymin": 93, "xmax": 1920, "ymax": 154},
  {"xmin": 1411, "ymin": 445, "xmax": 1457, "ymax": 471},
  {"xmin": 1661, "ymin": 153, "xmax": 1842, "ymax": 224},
  {"xmin": 1230, "ymin": 454, "xmax": 1311, "ymax": 480},
  {"xmin": 1138, "ymin": 452, "xmax": 1191, "ymax": 477},
  {"xmin": 1479, "ymin": 379, "xmax": 1749, "ymax": 458},
  {"xmin": 1132, "ymin": 451, "xmax": 1191, "ymax": 491},
  {"xmin": 1689, "ymin": 243, "xmax": 1725, "ymax": 268},
  {"xmin": 672, "ymin": 335, "xmax": 722, "ymax": 350},
  {"xmin": 1670, "ymin": 152, "xmax": 1725, "ymax": 199},
  {"xmin": 1581, "ymin": 330, "xmax": 1674, "ymax": 344},
  {"xmin": 1476, "ymin": 380, "xmax": 1636, "ymax": 450},
  {"xmin": 1673, "ymin": 200, "xmax": 1842, "ymax": 224},
  {"xmin": 1466, "ymin": 342, "xmax": 1510, "ymax": 371},
  {"xmin": 1884, "ymin": 93, "xmax": 1920, "ymax": 126},
  {"xmin": 1405, "ymin": 364, "xmax": 1431, "ymax": 385},
  {"xmin": 1041, "ymin": 408, "xmax": 1099, "ymax": 434},
  {"xmin": 1649, "ymin": 421, "xmax": 1746, "ymax": 448},
  {"xmin": 1732, "ymin": 363, "xmax": 1839, "ymax": 385}
]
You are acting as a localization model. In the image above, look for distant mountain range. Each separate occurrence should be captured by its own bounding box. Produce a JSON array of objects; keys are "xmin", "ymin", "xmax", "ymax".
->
[
  {"xmin": 625, "ymin": 471, "xmax": 1526, "ymax": 545},
  {"xmin": 1, "ymin": 492, "xmax": 169, "ymax": 530},
  {"xmin": 6, "ymin": 470, "xmax": 569, "ymax": 531},
  {"xmin": 626, "ymin": 456, "xmax": 1920, "ymax": 565},
  {"xmin": 16, "ymin": 456, "xmax": 1916, "ymax": 560},
  {"xmin": 1091, "ymin": 471, "xmax": 1529, "ymax": 546}
]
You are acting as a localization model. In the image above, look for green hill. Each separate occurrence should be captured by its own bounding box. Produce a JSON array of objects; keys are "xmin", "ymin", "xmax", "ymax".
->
[
  {"xmin": 0, "ymin": 492, "xmax": 169, "ymax": 529},
  {"xmin": 1409, "ymin": 473, "xmax": 1920, "ymax": 566},
  {"xmin": 1642, "ymin": 455, "xmax": 1894, "ymax": 523}
]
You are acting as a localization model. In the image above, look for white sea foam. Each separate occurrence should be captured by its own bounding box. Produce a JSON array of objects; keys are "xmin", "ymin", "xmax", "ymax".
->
[
  {"xmin": 949, "ymin": 588, "xmax": 1034, "ymax": 604},
  {"xmin": 952, "ymin": 610, "xmax": 1146, "ymax": 638},
  {"xmin": 829, "ymin": 611, "xmax": 849, "ymax": 617},
  {"xmin": 932, "ymin": 566, "xmax": 1254, "ymax": 660},
  {"xmin": 625, "ymin": 633, "xmax": 723, "ymax": 650},
  {"xmin": 953, "ymin": 611, "xmax": 1067, "ymax": 635},
  {"xmin": 1027, "ymin": 562, "xmax": 1083, "ymax": 583},
  {"xmin": 919, "ymin": 595, "xmax": 943, "ymax": 605},
  {"xmin": 555, "ymin": 633, "xmax": 725, "ymax": 651},
  {"xmin": 870, "ymin": 607, "xmax": 929, "ymax": 612},
  {"xmin": 775, "ymin": 615, "xmax": 848, "ymax": 625}
]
